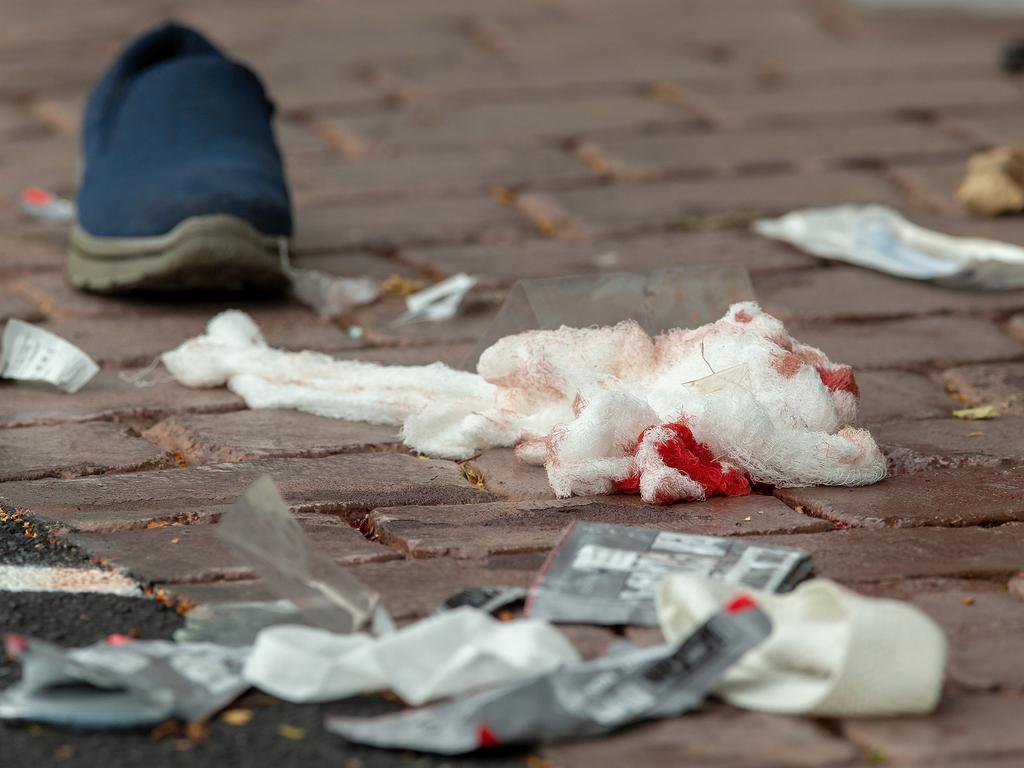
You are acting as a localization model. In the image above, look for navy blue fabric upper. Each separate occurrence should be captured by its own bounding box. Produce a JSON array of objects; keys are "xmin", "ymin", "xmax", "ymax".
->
[{"xmin": 77, "ymin": 23, "xmax": 292, "ymax": 238}]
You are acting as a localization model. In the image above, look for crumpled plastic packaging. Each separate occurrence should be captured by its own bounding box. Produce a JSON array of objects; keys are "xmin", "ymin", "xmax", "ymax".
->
[
  {"xmin": 217, "ymin": 475, "xmax": 380, "ymax": 634},
  {"xmin": 657, "ymin": 574, "xmax": 947, "ymax": 717},
  {"xmin": 527, "ymin": 522, "xmax": 813, "ymax": 626},
  {"xmin": 393, "ymin": 273, "xmax": 478, "ymax": 325},
  {"xmin": 279, "ymin": 240, "xmax": 379, "ymax": 319},
  {"xmin": 755, "ymin": 204, "xmax": 1024, "ymax": 289},
  {"xmin": 1, "ymin": 318, "xmax": 99, "ymax": 393},
  {"xmin": 956, "ymin": 146, "xmax": 1024, "ymax": 217},
  {"xmin": 163, "ymin": 301, "xmax": 885, "ymax": 503},
  {"xmin": 243, "ymin": 606, "xmax": 579, "ymax": 705},
  {"xmin": 325, "ymin": 597, "xmax": 771, "ymax": 754},
  {"xmin": 0, "ymin": 635, "xmax": 249, "ymax": 728}
]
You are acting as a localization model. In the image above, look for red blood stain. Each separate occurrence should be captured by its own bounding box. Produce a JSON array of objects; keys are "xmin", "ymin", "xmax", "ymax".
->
[
  {"xmin": 614, "ymin": 422, "xmax": 750, "ymax": 502},
  {"xmin": 614, "ymin": 471, "xmax": 641, "ymax": 494},
  {"xmin": 476, "ymin": 723, "xmax": 500, "ymax": 748},
  {"xmin": 725, "ymin": 594, "xmax": 758, "ymax": 614},
  {"xmin": 817, "ymin": 365, "xmax": 859, "ymax": 396},
  {"xmin": 772, "ymin": 352, "xmax": 803, "ymax": 378},
  {"xmin": 571, "ymin": 391, "xmax": 588, "ymax": 417},
  {"xmin": 734, "ymin": 309, "xmax": 753, "ymax": 323}
]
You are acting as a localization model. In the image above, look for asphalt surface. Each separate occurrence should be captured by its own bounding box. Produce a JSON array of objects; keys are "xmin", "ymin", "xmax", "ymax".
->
[{"xmin": 0, "ymin": 511, "xmax": 529, "ymax": 768}]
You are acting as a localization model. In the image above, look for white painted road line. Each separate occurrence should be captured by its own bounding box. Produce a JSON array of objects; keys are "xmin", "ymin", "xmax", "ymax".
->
[{"xmin": 0, "ymin": 565, "xmax": 142, "ymax": 596}]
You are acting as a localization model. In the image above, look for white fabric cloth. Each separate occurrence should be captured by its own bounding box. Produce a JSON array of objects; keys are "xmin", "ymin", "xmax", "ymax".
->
[
  {"xmin": 657, "ymin": 575, "xmax": 947, "ymax": 716},
  {"xmin": 162, "ymin": 303, "xmax": 886, "ymax": 502},
  {"xmin": 243, "ymin": 607, "xmax": 579, "ymax": 705}
]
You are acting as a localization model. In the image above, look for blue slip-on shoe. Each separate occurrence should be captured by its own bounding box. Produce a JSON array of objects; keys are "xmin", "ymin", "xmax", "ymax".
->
[{"xmin": 68, "ymin": 23, "xmax": 291, "ymax": 292}]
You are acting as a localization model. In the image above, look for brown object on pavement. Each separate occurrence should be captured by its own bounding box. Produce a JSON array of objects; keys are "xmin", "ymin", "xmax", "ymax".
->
[{"xmin": 957, "ymin": 146, "xmax": 1024, "ymax": 217}]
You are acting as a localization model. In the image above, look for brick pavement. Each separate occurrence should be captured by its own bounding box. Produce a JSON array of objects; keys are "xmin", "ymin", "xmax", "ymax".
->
[{"xmin": 2, "ymin": 1, "xmax": 1024, "ymax": 765}]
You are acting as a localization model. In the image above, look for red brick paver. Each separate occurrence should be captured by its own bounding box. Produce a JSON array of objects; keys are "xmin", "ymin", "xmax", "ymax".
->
[{"xmin": 2, "ymin": 1, "xmax": 1024, "ymax": 765}]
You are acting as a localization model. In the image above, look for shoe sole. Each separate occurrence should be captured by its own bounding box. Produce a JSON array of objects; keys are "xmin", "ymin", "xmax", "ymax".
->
[{"xmin": 67, "ymin": 214, "xmax": 288, "ymax": 293}]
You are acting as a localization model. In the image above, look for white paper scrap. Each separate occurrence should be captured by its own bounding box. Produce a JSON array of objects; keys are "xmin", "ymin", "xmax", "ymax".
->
[{"xmin": 1, "ymin": 319, "xmax": 99, "ymax": 393}]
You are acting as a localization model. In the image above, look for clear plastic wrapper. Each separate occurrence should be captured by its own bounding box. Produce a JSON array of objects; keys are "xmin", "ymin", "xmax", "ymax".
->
[
  {"xmin": 172, "ymin": 600, "xmax": 304, "ymax": 646},
  {"xmin": 755, "ymin": 205, "xmax": 1024, "ymax": 289},
  {"xmin": 325, "ymin": 597, "xmax": 771, "ymax": 754},
  {"xmin": 243, "ymin": 606, "xmax": 579, "ymax": 705},
  {"xmin": 465, "ymin": 265, "xmax": 754, "ymax": 369},
  {"xmin": 1, "ymin": 319, "xmax": 99, "ymax": 393},
  {"xmin": 527, "ymin": 522, "xmax": 813, "ymax": 626},
  {"xmin": 217, "ymin": 475, "xmax": 379, "ymax": 634},
  {"xmin": 0, "ymin": 635, "xmax": 249, "ymax": 728}
]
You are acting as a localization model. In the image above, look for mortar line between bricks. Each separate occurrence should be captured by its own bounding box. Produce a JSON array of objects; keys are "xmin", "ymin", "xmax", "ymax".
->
[
  {"xmin": 772, "ymin": 488, "xmax": 1024, "ymax": 536},
  {"xmin": 293, "ymin": 144, "xmax": 977, "ymax": 210},
  {"xmin": 0, "ymin": 402, "xmax": 249, "ymax": 431}
]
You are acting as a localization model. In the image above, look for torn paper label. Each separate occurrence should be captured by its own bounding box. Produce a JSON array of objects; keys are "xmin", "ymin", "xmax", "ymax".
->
[
  {"xmin": 754, "ymin": 204, "xmax": 1024, "ymax": 289},
  {"xmin": 1, "ymin": 319, "xmax": 99, "ymax": 393},
  {"xmin": 527, "ymin": 522, "xmax": 813, "ymax": 626},
  {"xmin": 393, "ymin": 273, "xmax": 478, "ymax": 325}
]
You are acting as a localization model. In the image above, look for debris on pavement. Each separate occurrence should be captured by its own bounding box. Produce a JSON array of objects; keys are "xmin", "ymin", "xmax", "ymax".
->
[
  {"xmin": 18, "ymin": 187, "xmax": 75, "ymax": 224},
  {"xmin": 243, "ymin": 606, "xmax": 579, "ymax": 705},
  {"xmin": 219, "ymin": 708, "xmax": 254, "ymax": 726},
  {"xmin": 466, "ymin": 266, "xmax": 754, "ymax": 365},
  {"xmin": 952, "ymin": 404, "xmax": 999, "ymax": 420},
  {"xmin": 391, "ymin": 272, "xmax": 478, "ymax": 325},
  {"xmin": 173, "ymin": 600, "xmax": 304, "ymax": 646},
  {"xmin": 0, "ymin": 635, "xmax": 249, "ymax": 728},
  {"xmin": 754, "ymin": 204, "xmax": 1024, "ymax": 289},
  {"xmin": 278, "ymin": 240, "xmax": 379, "ymax": 319},
  {"xmin": 163, "ymin": 300, "xmax": 885, "ymax": 502},
  {"xmin": 1002, "ymin": 39, "xmax": 1024, "ymax": 74},
  {"xmin": 434, "ymin": 586, "xmax": 529, "ymax": 616},
  {"xmin": 657, "ymin": 575, "xmax": 947, "ymax": 717},
  {"xmin": 379, "ymin": 273, "xmax": 428, "ymax": 298},
  {"xmin": 1, "ymin": 318, "xmax": 99, "ymax": 393},
  {"xmin": 217, "ymin": 475, "xmax": 380, "ymax": 634},
  {"xmin": 956, "ymin": 146, "xmax": 1024, "ymax": 217},
  {"xmin": 324, "ymin": 596, "xmax": 771, "ymax": 754},
  {"xmin": 527, "ymin": 522, "xmax": 813, "ymax": 626},
  {"xmin": 0, "ymin": 564, "xmax": 141, "ymax": 596}
]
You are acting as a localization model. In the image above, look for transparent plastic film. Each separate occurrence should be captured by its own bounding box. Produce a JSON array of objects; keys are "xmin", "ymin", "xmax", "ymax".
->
[
  {"xmin": 217, "ymin": 475, "xmax": 379, "ymax": 633},
  {"xmin": 464, "ymin": 265, "xmax": 755, "ymax": 369}
]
